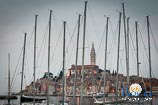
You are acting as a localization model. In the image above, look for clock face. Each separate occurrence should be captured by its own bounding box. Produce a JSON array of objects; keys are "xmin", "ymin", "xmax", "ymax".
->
[{"xmin": 129, "ymin": 83, "xmax": 142, "ymax": 96}]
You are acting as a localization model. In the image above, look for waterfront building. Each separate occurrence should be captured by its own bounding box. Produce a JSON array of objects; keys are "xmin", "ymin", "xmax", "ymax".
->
[
  {"xmin": 23, "ymin": 43, "xmax": 158, "ymax": 96},
  {"xmin": 66, "ymin": 44, "xmax": 111, "ymax": 95}
]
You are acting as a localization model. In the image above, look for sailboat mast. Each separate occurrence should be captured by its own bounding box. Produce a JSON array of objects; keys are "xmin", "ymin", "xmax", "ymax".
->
[
  {"xmin": 20, "ymin": 33, "xmax": 27, "ymax": 105},
  {"xmin": 122, "ymin": 3, "xmax": 129, "ymax": 86},
  {"xmin": 116, "ymin": 12, "xmax": 122, "ymax": 96},
  {"xmin": 146, "ymin": 16, "xmax": 152, "ymax": 104},
  {"xmin": 127, "ymin": 17, "xmax": 130, "ymax": 78},
  {"xmin": 8, "ymin": 53, "xmax": 11, "ymax": 105},
  {"xmin": 33, "ymin": 14, "xmax": 38, "ymax": 105},
  {"xmin": 73, "ymin": 14, "xmax": 81, "ymax": 105},
  {"xmin": 48, "ymin": 10, "xmax": 52, "ymax": 76},
  {"xmin": 103, "ymin": 17, "xmax": 109, "ymax": 105},
  {"xmin": 80, "ymin": 1, "xmax": 87, "ymax": 105},
  {"xmin": 62, "ymin": 21, "xmax": 66, "ymax": 105},
  {"xmin": 135, "ymin": 21, "xmax": 140, "ymax": 77},
  {"xmin": 47, "ymin": 10, "xmax": 52, "ymax": 105}
]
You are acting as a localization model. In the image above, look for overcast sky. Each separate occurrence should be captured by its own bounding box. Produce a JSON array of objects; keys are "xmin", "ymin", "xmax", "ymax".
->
[{"xmin": 0, "ymin": 0, "xmax": 158, "ymax": 95}]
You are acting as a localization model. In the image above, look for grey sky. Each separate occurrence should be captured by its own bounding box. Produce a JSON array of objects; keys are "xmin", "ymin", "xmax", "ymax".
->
[{"xmin": 0, "ymin": 0, "xmax": 158, "ymax": 95}]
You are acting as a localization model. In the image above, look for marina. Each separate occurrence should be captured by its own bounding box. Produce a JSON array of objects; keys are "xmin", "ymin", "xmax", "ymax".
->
[
  {"xmin": 0, "ymin": 0, "xmax": 158, "ymax": 105},
  {"xmin": 0, "ymin": 95, "xmax": 158, "ymax": 105}
]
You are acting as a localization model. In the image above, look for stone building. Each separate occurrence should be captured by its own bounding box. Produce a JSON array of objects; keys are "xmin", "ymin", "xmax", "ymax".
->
[
  {"xmin": 23, "ymin": 43, "xmax": 158, "ymax": 97},
  {"xmin": 66, "ymin": 43, "xmax": 111, "ymax": 95}
]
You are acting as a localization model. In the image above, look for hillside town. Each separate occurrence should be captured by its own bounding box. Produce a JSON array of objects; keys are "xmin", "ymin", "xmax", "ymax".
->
[{"xmin": 23, "ymin": 44, "xmax": 158, "ymax": 96}]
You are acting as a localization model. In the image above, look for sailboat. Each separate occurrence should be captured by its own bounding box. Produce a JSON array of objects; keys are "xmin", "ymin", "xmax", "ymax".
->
[
  {"xmin": 20, "ymin": 15, "xmax": 46, "ymax": 103},
  {"xmin": 93, "ymin": 12, "xmax": 123, "ymax": 105},
  {"xmin": 114, "ymin": 5, "xmax": 153, "ymax": 105},
  {"xmin": 122, "ymin": 16, "xmax": 153, "ymax": 105},
  {"xmin": 21, "ymin": 95, "xmax": 46, "ymax": 103},
  {"xmin": 2, "ymin": 54, "xmax": 18, "ymax": 105},
  {"xmin": 93, "ymin": 3, "xmax": 154, "ymax": 105},
  {"xmin": 59, "ymin": 20, "xmax": 69, "ymax": 105}
]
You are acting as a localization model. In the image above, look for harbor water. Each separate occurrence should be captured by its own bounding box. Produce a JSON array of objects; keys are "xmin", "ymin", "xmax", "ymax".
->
[{"xmin": 0, "ymin": 96, "xmax": 158, "ymax": 105}]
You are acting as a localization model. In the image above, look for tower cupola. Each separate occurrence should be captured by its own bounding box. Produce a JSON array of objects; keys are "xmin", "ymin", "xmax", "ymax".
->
[{"xmin": 90, "ymin": 43, "xmax": 96, "ymax": 65}]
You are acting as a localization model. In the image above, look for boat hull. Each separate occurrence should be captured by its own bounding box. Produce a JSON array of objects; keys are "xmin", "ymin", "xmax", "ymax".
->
[{"xmin": 21, "ymin": 95, "xmax": 46, "ymax": 103}]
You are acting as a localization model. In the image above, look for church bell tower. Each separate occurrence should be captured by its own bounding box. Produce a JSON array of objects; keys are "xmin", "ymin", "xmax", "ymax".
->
[{"xmin": 90, "ymin": 43, "xmax": 96, "ymax": 65}]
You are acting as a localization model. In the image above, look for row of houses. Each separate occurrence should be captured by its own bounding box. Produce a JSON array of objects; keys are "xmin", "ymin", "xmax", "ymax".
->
[{"xmin": 23, "ymin": 44, "xmax": 158, "ymax": 96}]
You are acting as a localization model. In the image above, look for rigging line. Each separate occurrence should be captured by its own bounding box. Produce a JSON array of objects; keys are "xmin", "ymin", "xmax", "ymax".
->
[
  {"xmin": 53, "ymin": 55, "xmax": 62, "ymax": 72},
  {"xmin": 96, "ymin": 23, "xmax": 106, "ymax": 52},
  {"xmin": 37, "ymin": 29, "xmax": 49, "ymax": 73},
  {"xmin": 65, "ymin": 25, "xmax": 78, "ymax": 72},
  {"xmin": 52, "ymin": 11, "xmax": 63, "ymax": 25},
  {"xmin": 66, "ymin": 40, "xmax": 76, "ymax": 67},
  {"xmin": 37, "ymin": 23, "xmax": 49, "ymax": 63},
  {"xmin": 65, "ymin": 18, "xmax": 82, "ymax": 64},
  {"xmin": 77, "ymin": 10, "xmax": 88, "ymax": 51},
  {"xmin": 50, "ymin": 26, "xmax": 62, "ymax": 64},
  {"xmin": 128, "ymin": 25, "xmax": 138, "ymax": 73},
  {"xmin": 27, "ymin": 29, "xmax": 35, "ymax": 50},
  {"xmin": 11, "ymin": 26, "xmax": 34, "ymax": 88},
  {"xmin": 138, "ymin": 50, "xmax": 149, "ymax": 78},
  {"xmin": 120, "ymin": 46, "xmax": 125, "ymax": 74},
  {"xmin": 141, "ymin": 49, "xmax": 150, "ymax": 76},
  {"xmin": 10, "ymin": 47, "xmax": 23, "ymax": 89},
  {"xmin": 11, "ymin": 35, "xmax": 32, "ymax": 90},
  {"xmin": 50, "ymin": 26, "xmax": 69, "ymax": 71},
  {"xmin": 24, "ymin": 46, "xmax": 34, "ymax": 86},
  {"xmin": 129, "ymin": 31, "xmax": 140, "ymax": 75},
  {"xmin": 52, "ymin": 12, "xmax": 58, "ymax": 31},
  {"xmin": 140, "ymin": 62, "xmax": 148, "ymax": 78},
  {"xmin": 66, "ymin": 16, "xmax": 82, "ymax": 59},
  {"xmin": 23, "ymin": 46, "xmax": 28, "ymax": 87},
  {"xmin": 23, "ymin": 69, "xmax": 27, "ymax": 89},
  {"xmin": 129, "ymin": 26, "xmax": 136, "ymax": 56},
  {"xmin": 49, "ymin": 12, "xmax": 64, "ymax": 66},
  {"xmin": 138, "ymin": 25, "xmax": 149, "ymax": 60},
  {"xmin": 97, "ymin": 22, "xmax": 106, "ymax": 65},
  {"xmin": 11, "ymin": 64, "xmax": 22, "ymax": 90},
  {"xmin": 139, "ymin": 26, "xmax": 150, "ymax": 71},
  {"xmin": 149, "ymin": 23, "xmax": 158, "ymax": 54},
  {"xmin": 51, "ymin": 26, "xmax": 65, "ymax": 74},
  {"xmin": 11, "ymin": 52, "xmax": 23, "ymax": 89},
  {"xmin": 120, "ymin": 58, "xmax": 124, "ymax": 76},
  {"xmin": 66, "ymin": 22, "xmax": 78, "ymax": 53},
  {"xmin": 87, "ymin": 4, "xmax": 99, "ymax": 38},
  {"xmin": 139, "ymin": 23, "xmax": 154, "ymax": 78},
  {"xmin": 27, "ymin": 67, "xmax": 35, "ymax": 87},
  {"xmin": 102, "ymin": 19, "xmax": 117, "ymax": 70},
  {"xmin": 108, "ymin": 19, "xmax": 119, "ymax": 69},
  {"xmin": 132, "ymin": 24, "xmax": 147, "ymax": 77},
  {"xmin": 50, "ymin": 12, "xmax": 62, "ymax": 63},
  {"xmin": 147, "ymin": 22, "xmax": 155, "ymax": 78},
  {"xmin": 97, "ymin": 31, "xmax": 106, "ymax": 64},
  {"xmin": 50, "ymin": 16, "xmax": 60, "ymax": 48},
  {"xmin": 107, "ymin": 20, "xmax": 114, "ymax": 59},
  {"xmin": 36, "ymin": 26, "xmax": 49, "ymax": 78},
  {"xmin": 109, "ymin": 19, "xmax": 119, "ymax": 47}
]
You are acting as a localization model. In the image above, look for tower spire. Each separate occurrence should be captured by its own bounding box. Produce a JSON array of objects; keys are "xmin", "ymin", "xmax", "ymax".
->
[{"xmin": 90, "ymin": 43, "xmax": 96, "ymax": 65}]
